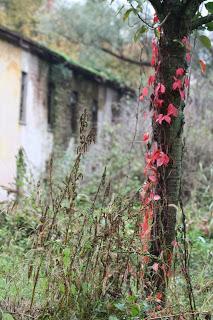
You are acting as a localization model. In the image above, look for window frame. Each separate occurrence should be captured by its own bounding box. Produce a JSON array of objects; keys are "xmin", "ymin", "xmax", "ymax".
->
[{"xmin": 19, "ymin": 71, "xmax": 28, "ymax": 125}]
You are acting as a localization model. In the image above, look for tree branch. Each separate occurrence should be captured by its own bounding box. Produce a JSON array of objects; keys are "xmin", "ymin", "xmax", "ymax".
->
[
  {"xmin": 191, "ymin": 13, "xmax": 213, "ymax": 30},
  {"xmin": 38, "ymin": 30, "xmax": 151, "ymax": 67},
  {"xmin": 100, "ymin": 47, "xmax": 151, "ymax": 67}
]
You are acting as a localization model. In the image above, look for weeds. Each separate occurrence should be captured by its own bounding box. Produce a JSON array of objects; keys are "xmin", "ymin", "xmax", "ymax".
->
[{"xmin": 0, "ymin": 111, "xmax": 212, "ymax": 319}]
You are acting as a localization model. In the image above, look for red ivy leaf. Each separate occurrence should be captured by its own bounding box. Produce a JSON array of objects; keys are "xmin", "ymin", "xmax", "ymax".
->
[
  {"xmin": 156, "ymin": 114, "xmax": 164, "ymax": 125},
  {"xmin": 142, "ymin": 87, "xmax": 149, "ymax": 96},
  {"xmin": 156, "ymin": 114, "xmax": 171, "ymax": 125},
  {"xmin": 149, "ymin": 175, "xmax": 158, "ymax": 183},
  {"xmin": 156, "ymin": 152, "xmax": 170, "ymax": 167},
  {"xmin": 154, "ymin": 98, "xmax": 164, "ymax": 108},
  {"xmin": 156, "ymin": 292, "xmax": 163, "ymax": 301},
  {"xmin": 153, "ymin": 13, "xmax": 159, "ymax": 23},
  {"xmin": 155, "ymin": 83, "xmax": 166, "ymax": 96},
  {"xmin": 163, "ymin": 115, "xmax": 171, "ymax": 124},
  {"xmin": 199, "ymin": 59, "xmax": 206, "ymax": 74},
  {"xmin": 185, "ymin": 77, "xmax": 190, "ymax": 87},
  {"xmin": 172, "ymin": 78, "xmax": 182, "ymax": 90},
  {"xmin": 167, "ymin": 103, "xmax": 178, "ymax": 117},
  {"xmin": 186, "ymin": 52, "xmax": 191, "ymax": 63},
  {"xmin": 179, "ymin": 89, "xmax": 185, "ymax": 100},
  {"xmin": 148, "ymin": 75, "xmax": 156, "ymax": 86},
  {"xmin": 143, "ymin": 132, "xmax": 150, "ymax": 144},
  {"xmin": 176, "ymin": 68, "xmax": 185, "ymax": 77}
]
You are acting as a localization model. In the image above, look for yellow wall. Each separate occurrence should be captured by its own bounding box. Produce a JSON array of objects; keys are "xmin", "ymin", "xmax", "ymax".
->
[
  {"xmin": 0, "ymin": 40, "xmax": 21, "ymax": 196},
  {"xmin": 0, "ymin": 39, "xmax": 53, "ymax": 199}
]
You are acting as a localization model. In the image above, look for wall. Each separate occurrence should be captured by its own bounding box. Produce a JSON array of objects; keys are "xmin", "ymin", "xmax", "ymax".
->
[
  {"xmin": 52, "ymin": 66, "xmax": 120, "ymax": 152},
  {"xmin": 0, "ymin": 39, "xmax": 53, "ymax": 200},
  {"xmin": 0, "ymin": 39, "xmax": 127, "ymax": 200}
]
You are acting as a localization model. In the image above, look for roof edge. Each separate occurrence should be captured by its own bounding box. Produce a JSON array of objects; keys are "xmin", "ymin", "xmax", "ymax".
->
[{"xmin": 0, "ymin": 25, "xmax": 136, "ymax": 96}]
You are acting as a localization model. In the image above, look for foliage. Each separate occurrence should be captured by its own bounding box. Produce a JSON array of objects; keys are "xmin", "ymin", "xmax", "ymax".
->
[{"xmin": 0, "ymin": 0, "xmax": 44, "ymax": 36}]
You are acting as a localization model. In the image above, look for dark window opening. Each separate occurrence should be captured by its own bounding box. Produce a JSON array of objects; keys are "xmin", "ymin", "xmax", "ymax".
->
[
  {"xmin": 47, "ymin": 80, "xmax": 55, "ymax": 129},
  {"xmin": 92, "ymin": 99, "xmax": 98, "ymax": 131},
  {"xmin": 19, "ymin": 71, "xmax": 28, "ymax": 124},
  {"xmin": 70, "ymin": 91, "xmax": 78, "ymax": 134}
]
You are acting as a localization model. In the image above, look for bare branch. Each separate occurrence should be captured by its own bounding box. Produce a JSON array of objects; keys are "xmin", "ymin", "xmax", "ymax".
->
[
  {"xmin": 38, "ymin": 31, "xmax": 151, "ymax": 67},
  {"xmin": 191, "ymin": 13, "xmax": 213, "ymax": 30},
  {"xmin": 130, "ymin": 3, "xmax": 170, "ymax": 30},
  {"xmin": 100, "ymin": 47, "xmax": 151, "ymax": 67}
]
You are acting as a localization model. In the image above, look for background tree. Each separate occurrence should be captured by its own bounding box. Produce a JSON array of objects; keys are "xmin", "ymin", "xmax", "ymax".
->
[{"xmin": 0, "ymin": 0, "xmax": 44, "ymax": 36}]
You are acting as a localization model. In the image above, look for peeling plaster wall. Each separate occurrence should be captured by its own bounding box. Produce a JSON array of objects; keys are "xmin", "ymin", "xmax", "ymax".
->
[
  {"xmin": 0, "ymin": 40, "xmax": 53, "ymax": 200},
  {"xmin": 53, "ymin": 68, "xmax": 119, "ymax": 151},
  {"xmin": 0, "ymin": 39, "xmax": 127, "ymax": 200}
]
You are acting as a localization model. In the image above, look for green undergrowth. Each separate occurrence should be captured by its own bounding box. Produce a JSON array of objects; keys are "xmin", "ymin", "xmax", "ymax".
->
[{"xmin": 0, "ymin": 117, "xmax": 212, "ymax": 319}]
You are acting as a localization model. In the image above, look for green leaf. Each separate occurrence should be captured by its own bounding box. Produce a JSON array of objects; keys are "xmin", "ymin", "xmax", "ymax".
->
[
  {"xmin": 199, "ymin": 35, "xmax": 212, "ymax": 49},
  {"xmin": 130, "ymin": 304, "xmax": 140, "ymax": 316},
  {"xmin": 123, "ymin": 8, "xmax": 133, "ymax": 21},
  {"xmin": 134, "ymin": 26, "xmax": 147, "ymax": 42},
  {"xmin": 206, "ymin": 21, "xmax": 213, "ymax": 31},
  {"xmin": 205, "ymin": 2, "xmax": 213, "ymax": 13}
]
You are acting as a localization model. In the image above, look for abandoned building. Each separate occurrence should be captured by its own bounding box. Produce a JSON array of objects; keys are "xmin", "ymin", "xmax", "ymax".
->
[{"xmin": 0, "ymin": 26, "xmax": 134, "ymax": 200}]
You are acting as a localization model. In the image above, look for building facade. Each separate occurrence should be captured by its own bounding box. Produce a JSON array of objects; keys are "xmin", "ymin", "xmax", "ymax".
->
[{"xmin": 0, "ymin": 27, "xmax": 133, "ymax": 200}]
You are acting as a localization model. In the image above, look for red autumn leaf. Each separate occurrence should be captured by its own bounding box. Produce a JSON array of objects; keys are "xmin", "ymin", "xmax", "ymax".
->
[
  {"xmin": 185, "ymin": 77, "xmax": 190, "ymax": 87},
  {"xmin": 151, "ymin": 55, "xmax": 156, "ymax": 66},
  {"xmin": 154, "ymin": 98, "xmax": 164, "ymax": 108},
  {"xmin": 142, "ymin": 87, "xmax": 149, "ymax": 96},
  {"xmin": 156, "ymin": 292, "xmax": 163, "ymax": 301},
  {"xmin": 149, "ymin": 192, "xmax": 161, "ymax": 201},
  {"xmin": 176, "ymin": 68, "xmax": 185, "ymax": 77},
  {"xmin": 156, "ymin": 114, "xmax": 171, "ymax": 125},
  {"xmin": 149, "ymin": 175, "xmax": 158, "ymax": 183},
  {"xmin": 186, "ymin": 52, "xmax": 191, "ymax": 63},
  {"xmin": 148, "ymin": 75, "xmax": 156, "ymax": 86},
  {"xmin": 172, "ymin": 78, "xmax": 182, "ymax": 90},
  {"xmin": 156, "ymin": 114, "xmax": 164, "ymax": 125},
  {"xmin": 167, "ymin": 103, "xmax": 178, "ymax": 117},
  {"xmin": 153, "ymin": 13, "xmax": 159, "ymax": 23},
  {"xmin": 179, "ymin": 89, "xmax": 185, "ymax": 100},
  {"xmin": 163, "ymin": 115, "xmax": 171, "ymax": 124},
  {"xmin": 156, "ymin": 152, "xmax": 170, "ymax": 167},
  {"xmin": 143, "ymin": 256, "xmax": 150, "ymax": 264},
  {"xmin": 143, "ymin": 132, "xmax": 150, "ymax": 144},
  {"xmin": 155, "ymin": 83, "xmax": 166, "ymax": 96},
  {"xmin": 182, "ymin": 36, "xmax": 191, "ymax": 50},
  {"xmin": 153, "ymin": 194, "xmax": 161, "ymax": 201},
  {"xmin": 199, "ymin": 59, "xmax": 206, "ymax": 74},
  {"xmin": 153, "ymin": 262, "xmax": 159, "ymax": 272}
]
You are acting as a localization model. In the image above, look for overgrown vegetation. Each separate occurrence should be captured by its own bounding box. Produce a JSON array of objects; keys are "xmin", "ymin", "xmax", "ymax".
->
[
  {"xmin": 0, "ymin": 0, "xmax": 213, "ymax": 319},
  {"xmin": 0, "ymin": 103, "xmax": 212, "ymax": 319}
]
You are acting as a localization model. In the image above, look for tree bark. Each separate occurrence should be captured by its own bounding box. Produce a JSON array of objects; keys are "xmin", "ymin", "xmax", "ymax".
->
[{"xmin": 148, "ymin": 16, "xmax": 187, "ymax": 299}]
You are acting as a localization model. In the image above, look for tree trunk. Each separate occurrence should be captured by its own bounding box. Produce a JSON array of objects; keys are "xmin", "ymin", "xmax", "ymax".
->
[{"xmin": 148, "ymin": 17, "xmax": 188, "ymax": 299}]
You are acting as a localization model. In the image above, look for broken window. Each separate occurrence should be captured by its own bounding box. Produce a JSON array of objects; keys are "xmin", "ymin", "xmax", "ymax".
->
[
  {"xmin": 70, "ymin": 91, "xmax": 78, "ymax": 134},
  {"xmin": 19, "ymin": 71, "xmax": 28, "ymax": 124}
]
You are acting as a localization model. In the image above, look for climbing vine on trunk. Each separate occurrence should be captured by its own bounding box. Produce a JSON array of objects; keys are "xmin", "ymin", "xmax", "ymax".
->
[{"xmin": 121, "ymin": 0, "xmax": 213, "ymax": 306}]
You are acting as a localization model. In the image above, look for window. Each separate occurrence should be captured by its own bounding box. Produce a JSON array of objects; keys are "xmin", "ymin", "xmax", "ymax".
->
[
  {"xmin": 47, "ymin": 68, "xmax": 55, "ymax": 129},
  {"xmin": 92, "ymin": 99, "xmax": 98, "ymax": 131},
  {"xmin": 47, "ymin": 80, "xmax": 55, "ymax": 128},
  {"xmin": 19, "ymin": 71, "xmax": 28, "ymax": 124},
  {"xmin": 70, "ymin": 91, "xmax": 78, "ymax": 133}
]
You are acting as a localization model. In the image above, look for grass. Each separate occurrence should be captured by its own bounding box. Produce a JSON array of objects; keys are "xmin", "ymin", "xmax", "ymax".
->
[{"xmin": 0, "ymin": 115, "xmax": 212, "ymax": 319}]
